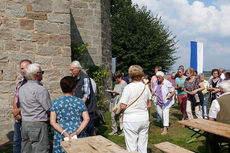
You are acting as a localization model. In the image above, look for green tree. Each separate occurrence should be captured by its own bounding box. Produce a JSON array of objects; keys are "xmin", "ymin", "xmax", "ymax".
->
[{"xmin": 111, "ymin": 1, "xmax": 178, "ymax": 76}]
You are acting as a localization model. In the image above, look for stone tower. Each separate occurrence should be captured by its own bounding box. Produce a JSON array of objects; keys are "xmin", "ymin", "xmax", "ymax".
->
[{"xmin": 0, "ymin": 0, "xmax": 111, "ymax": 142}]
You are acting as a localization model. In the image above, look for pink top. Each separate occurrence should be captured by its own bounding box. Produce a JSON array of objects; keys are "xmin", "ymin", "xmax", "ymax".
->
[
  {"xmin": 151, "ymin": 76, "xmax": 157, "ymax": 90},
  {"xmin": 167, "ymin": 77, "xmax": 175, "ymax": 87}
]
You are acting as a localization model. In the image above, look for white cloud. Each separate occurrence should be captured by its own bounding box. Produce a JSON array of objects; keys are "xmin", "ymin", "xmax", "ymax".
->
[{"xmin": 132, "ymin": 0, "xmax": 230, "ymax": 70}]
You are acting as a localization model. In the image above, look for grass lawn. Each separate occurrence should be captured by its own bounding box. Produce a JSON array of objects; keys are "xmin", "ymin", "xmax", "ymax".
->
[{"xmin": 98, "ymin": 103, "xmax": 207, "ymax": 153}]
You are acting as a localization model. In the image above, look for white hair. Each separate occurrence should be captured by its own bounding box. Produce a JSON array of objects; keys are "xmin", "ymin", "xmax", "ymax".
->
[
  {"xmin": 156, "ymin": 71, "xmax": 164, "ymax": 77},
  {"xmin": 219, "ymin": 80, "xmax": 230, "ymax": 93},
  {"xmin": 71, "ymin": 61, "xmax": 81, "ymax": 69},
  {"xmin": 24, "ymin": 63, "xmax": 41, "ymax": 80}
]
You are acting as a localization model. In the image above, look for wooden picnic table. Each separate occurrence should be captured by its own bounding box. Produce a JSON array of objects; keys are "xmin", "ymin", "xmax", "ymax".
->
[
  {"xmin": 61, "ymin": 135, "xmax": 138, "ymax": 153},
  {"xmin": 178, "ymin": 118, "xmax": 230, "ymax": 139}
]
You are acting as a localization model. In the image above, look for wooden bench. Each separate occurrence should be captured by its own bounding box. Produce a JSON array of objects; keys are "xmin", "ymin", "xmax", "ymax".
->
[
  {"xmin": 154, "ymin": 142, "xmax": 194, "ymax": 153},
  {"xmin": 61, "ymin": 135, "xmax": 138, "ymax": 153}
]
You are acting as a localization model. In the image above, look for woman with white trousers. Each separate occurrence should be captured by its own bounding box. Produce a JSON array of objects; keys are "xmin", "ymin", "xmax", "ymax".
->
[
  {"xmin": 153, "ymin": 71, "xmax": 175, "ymax": 135},
  {"xmin": 120, "ymin": 65, "xmax": 151, "ymax": 153}
]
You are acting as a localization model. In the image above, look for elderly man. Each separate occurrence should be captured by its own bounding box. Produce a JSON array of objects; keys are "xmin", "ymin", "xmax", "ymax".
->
[
  {"xmin": 13, "ymin": 59, "xmax": 31, "ymax": 153},
  {"xmin": 70, "ymin": 61, "xmax": 97, "ymax": 136},
  {"xmin": 208, "ymin": 80, "xmax": 230, "ymax": 153},
  {"xmin": 19, "ymin": 63, "xmax": 51, "ymax": 153}
]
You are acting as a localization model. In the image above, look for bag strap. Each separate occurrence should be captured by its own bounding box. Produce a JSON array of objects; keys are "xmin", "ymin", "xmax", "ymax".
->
[{"xmin": 126, "ymin": 85, "xmax": 146, "ymax": 109}]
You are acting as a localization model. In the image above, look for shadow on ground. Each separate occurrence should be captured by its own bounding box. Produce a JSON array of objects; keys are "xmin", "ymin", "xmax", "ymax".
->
[{"xmin": 0, "ymin": 131, "xmax": 14, "ymax": 153}]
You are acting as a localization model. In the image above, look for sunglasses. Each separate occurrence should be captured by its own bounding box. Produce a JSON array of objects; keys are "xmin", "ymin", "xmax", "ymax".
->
[{"xmin": 37, "ymin": 71, "xmax": 44, "ymax": 74}]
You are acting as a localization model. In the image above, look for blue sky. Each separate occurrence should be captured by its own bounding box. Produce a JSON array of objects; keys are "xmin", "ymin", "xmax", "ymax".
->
[{"xmin": 132, "ymin": 0, "xmax": 230, "ymax": 72}]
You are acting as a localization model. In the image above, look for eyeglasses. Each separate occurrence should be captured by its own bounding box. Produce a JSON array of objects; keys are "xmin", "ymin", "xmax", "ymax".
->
[{"xmin": 37, "ymin": 71, "xmax": 44, "ymax": 74}]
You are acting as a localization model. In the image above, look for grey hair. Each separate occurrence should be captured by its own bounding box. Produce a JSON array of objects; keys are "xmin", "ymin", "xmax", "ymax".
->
[
  {"xmin": 71, "ymin": 61, "xmax": 81, "ymax": 69},
  {"xmin": 219, "ymin": 80, "xmax": 230, "ymax": 93},
  {"xmin": 156, "ymin": 71, "xmax": 164, "ymax": 77},
  {"xmin": 24, "ymin": 63, "xmax": 41, "ymax": 80},
  {"xmin": 171, "ymin": 72, "xmax": 176, "ymax": 76}
]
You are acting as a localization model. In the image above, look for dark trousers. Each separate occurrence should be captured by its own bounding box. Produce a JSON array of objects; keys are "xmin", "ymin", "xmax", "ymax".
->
[
  {"xmin": 13, "ymin": 121, "xmax": 22, "ymax": 153},
  {"xmin": 86, "ymin": 113, "xmax": 95, "ymax": 136},
  {"xmin": 207, "ymin": 133, "xmax": 230, "ymax": 153}
]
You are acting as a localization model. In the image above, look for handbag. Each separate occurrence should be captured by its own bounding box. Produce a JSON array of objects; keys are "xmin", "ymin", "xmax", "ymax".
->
[
  {"xmin": 151, "ymin": 95, "xmax": 157, "ymax": 103},
  {"xmin": 119, "ymin": 85, "xmax": 147, "ymax": 130},
  {"xmin": 112, "ymin": 95, "xmax": 122, "ymax": 114}
]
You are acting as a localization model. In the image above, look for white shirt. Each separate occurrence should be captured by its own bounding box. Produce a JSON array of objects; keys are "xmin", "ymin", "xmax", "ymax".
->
[
  {"xmin": 120, "ymin": 82, "xmax": 151, "ymax": 122},
  {"xmin": 209, "ymin": 92, "xmax": 230, "ymax": 119},
  {"xmin": 153, "ymin": 79, "xmax": 175, "ymax": 104},
  {"xmin": 220, "ymin": 73, "xmax": 226, "ymax": 81}
]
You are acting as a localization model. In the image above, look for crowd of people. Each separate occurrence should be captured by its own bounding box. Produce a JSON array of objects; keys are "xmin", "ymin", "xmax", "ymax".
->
[
  {"xmin": 12, "ymin": 59, "xmax": 230, "ymax": 153},
  {"xmin": 108, "ymin": 65, "xmax": 230, "ymax": 153},
  {"xmin": 13, "ymin": 60, "xmax": 96, "ymax": 153}
]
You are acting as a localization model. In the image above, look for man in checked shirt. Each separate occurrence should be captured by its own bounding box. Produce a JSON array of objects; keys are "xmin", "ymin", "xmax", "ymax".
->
[
  {"xmin": 70, "ymin": 61, "xmax": 97, "ymax": 136},
  {"xmin": 12, "ymin": 59, "xmax": 32, "ymax": 153}
]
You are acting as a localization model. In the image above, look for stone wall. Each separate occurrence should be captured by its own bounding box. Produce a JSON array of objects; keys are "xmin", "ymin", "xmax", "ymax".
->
[
  {"xmin": 70, "ymin": 0, "xmax": 112, "ymax": 88},
  {"xmin": 0, "ymin": 0, "xmax": 111, "ymax": 142}
]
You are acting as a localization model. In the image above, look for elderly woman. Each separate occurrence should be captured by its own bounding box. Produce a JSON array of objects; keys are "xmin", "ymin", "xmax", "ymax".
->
[
  {"xmin": 153, "ymin": 71, "xmax": 175, "ymax": 135},
  {"xmin": 184, "ymin": 68, "xmax": 204, "ymax": 120},
  {"xmin": 208, "ymin": 69, "xmax": 222, "ymax": 103},
  {"xmin": 167, "ymin": 72, "xmax": 176, "ymax": 87},
  {"xmin": 50, "ymin": 76, "xmax": 90, "ymax": 153},
  {"xmin": 120, "ymin": 65, "xmax": 151, "ymax": 153},
  {"xmin": 108, "ymin": 71, "xmax": 127, "ymax": 136}
]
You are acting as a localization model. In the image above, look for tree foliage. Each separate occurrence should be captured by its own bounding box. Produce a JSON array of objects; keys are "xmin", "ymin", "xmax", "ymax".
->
[{"xmin": 111, "ymin": 0, "xmax": 178, "ymax": 76}]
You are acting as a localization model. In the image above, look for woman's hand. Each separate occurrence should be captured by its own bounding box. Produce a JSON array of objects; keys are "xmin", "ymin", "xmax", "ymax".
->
[
  {"xmin": 15, "ymin": 114, "xmax": 22, "ymax": 120},
  {"xmin": 112, "ymin": 90, "xmax": 120, "ymax": 94},
  {"xmin": 70, "ymin": 132, "xmax": 78, "ymax": 138},
  {"xmin": 213, "ymin": 88, "xmax": 220, "ymax": 93},
  {"xmin": 120, "ymin": 103, "xmax": 127, "ymax": 110},
  {"xmin": 63, "ymin": 131, "xmax": 70, "ymax": 138},
  {"xmin": 190, "ymin": 90, "xmax": 197, "ymax": 95},
  {"xmin": 147, "ymin": 100, "xmax": 151, "ymax": 110}
]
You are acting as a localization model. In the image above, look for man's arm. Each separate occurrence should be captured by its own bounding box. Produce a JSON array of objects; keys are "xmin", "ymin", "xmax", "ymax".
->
[
  {"xmin": 208, "ymin": 100, "xmax": 220, "ymax": 120},
  {"xmin": 82, "ymin": 78, "xmax": 90, "ymax": 103}
]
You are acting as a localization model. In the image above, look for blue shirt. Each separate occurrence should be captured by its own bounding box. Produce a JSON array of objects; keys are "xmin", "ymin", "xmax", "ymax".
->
[{"xmin": 175, "ymin": 77, "xmax": 187, "ymax": 95}]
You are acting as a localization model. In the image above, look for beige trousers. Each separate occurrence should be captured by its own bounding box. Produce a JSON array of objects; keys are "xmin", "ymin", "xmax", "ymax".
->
[{"xmin": 186, "ymin": 99, "xmax": 202, "ymax": 120}]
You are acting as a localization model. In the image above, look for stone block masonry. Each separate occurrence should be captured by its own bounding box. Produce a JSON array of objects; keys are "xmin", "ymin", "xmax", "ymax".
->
[
  {"xmin": 0, "ymin": 0, "xmax": 72, "ymax": 142},
  {"xmin": 0, "ymin": 0, "xmax": 111, "ymax": 142}
]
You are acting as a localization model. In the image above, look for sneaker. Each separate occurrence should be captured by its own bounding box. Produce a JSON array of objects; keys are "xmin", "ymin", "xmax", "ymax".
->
[
  {"xmin": 119, "ymin": 133, "xmax": 124, "ymax": 136},
  {"xmin": 108, "ymin": 131, "xmax": 117, "ymax": 136}
]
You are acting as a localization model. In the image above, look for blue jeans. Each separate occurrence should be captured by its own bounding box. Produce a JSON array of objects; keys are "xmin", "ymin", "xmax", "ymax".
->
[
  {"xmin": 154, "ymin": 102, "xmax": 161, "ymax": 121},
  {"xmin": 202, "ymin": 98, "xmax": 209, "ymax": 118},
  {"xmin": 13, "ymin": 121, "xmax": 22, "ymax": 153}
]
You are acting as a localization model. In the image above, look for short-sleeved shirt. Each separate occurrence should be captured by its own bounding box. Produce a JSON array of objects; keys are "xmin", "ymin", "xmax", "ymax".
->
[
  {"xmin": 50, "ymin": 96, "xmax": 87, "ymax": 152},
  {"xmin": 184, "ymin": 77, "xmax": 200, "ymax": 92},
  {"xmin": 175, "ymin": 76, "xmax": 187, "ymax": 95},
  {"xmin": 113, "ymin": 80, "xmax": 127, "ymax": 95},
  {"xmin": 19, "ymin": 80, "xmax": 51, "ymax": 122},
  {"xmin": 50, "ymin": 96, "xmax": 87, "ymax": 133},
  {"xmin": 209, "ymin": 92, "xmax": 230, "ymax": 119},
  {"xmin": 120, "ymin": 82, "xmax": 151, "ymax": 122},
  {"xmin": 151, "ymin": 76, "xmax": 157, "ymax": 90},
  {"xmin": 202, "ymin": 80, "xmax": 209, "ymax": 99},
  {"xmin": 167, "ymin": 77, "xmax": 175, "ymax": 87}
]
